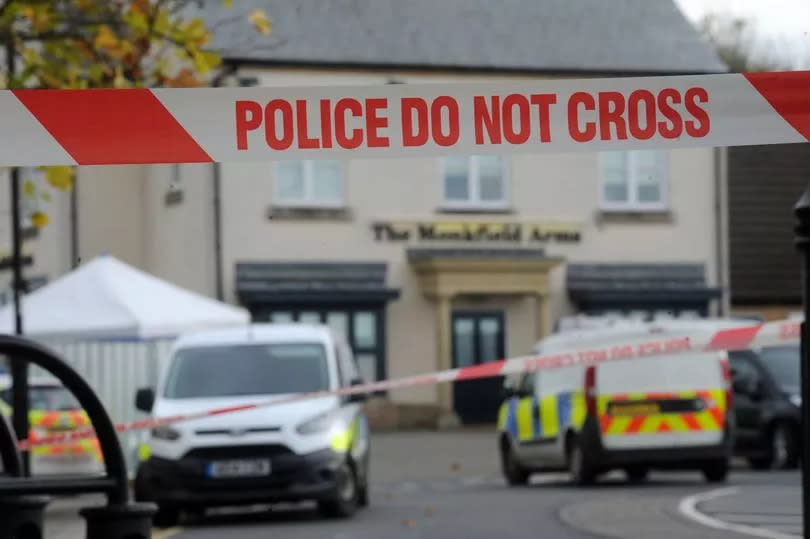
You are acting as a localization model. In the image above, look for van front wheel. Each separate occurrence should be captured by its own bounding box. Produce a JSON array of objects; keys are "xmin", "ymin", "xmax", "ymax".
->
[
  {"xmin": 318, "ymin": 462, "xmax": 359, "ymax": 518},
  {"xmin": 500, "ymin": 438, "xmax": 530, "ymax": 486}
]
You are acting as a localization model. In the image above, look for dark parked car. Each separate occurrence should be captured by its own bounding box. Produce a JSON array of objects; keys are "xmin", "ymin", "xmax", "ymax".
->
[{"xmin": 729, "ymin": 344, "xmax": 801, "ymax": 470}]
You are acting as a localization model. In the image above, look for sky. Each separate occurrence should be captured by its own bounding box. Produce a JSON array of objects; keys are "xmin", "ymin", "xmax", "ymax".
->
[{"xmin": 674, "ymin": 0, "xmax": 810, "ymax": 68}]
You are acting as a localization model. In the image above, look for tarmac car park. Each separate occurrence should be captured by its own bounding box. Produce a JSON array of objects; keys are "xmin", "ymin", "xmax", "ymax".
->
[
  {"xmin": 497, "ymin": 320, "xmax": 741, "ymax": 486},
  {"xmin": 133, "ymin": 323, "xmax": 371, "ymax": 527}
]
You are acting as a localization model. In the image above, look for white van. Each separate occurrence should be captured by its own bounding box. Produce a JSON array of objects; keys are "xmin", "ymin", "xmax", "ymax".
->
[
  {"xmin": 497, "ymin": 320, "xmax": 740, "ymax": 486},
  {"xmin": 133, "ymin": 324, "xmax": 370, "ymax": 526}
]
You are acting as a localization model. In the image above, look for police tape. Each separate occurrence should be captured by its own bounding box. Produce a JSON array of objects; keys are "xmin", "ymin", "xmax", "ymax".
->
[
  {"xmin": 0, "ymin": 70, "xmax": 809, "ymax": 167},
  {"xmin": 16, "ymin": 319, "xmax": 801, "ymax": 451}
]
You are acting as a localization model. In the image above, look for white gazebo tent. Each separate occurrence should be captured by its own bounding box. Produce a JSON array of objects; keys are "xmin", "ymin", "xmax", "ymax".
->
[
  {"xmin": 0, "ymin": 255, "xmax": 251, "ymax": 474},
  {"xmin": 0, "ymin": 254, "xmax": 249, "ymax": 339}
]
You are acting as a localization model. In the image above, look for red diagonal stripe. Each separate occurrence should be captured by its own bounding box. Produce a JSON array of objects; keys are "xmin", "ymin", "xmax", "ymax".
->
[
  {"xmin": 710, "ymin": 408, "xmax": 725, "ymax": 428},
  {"xmin": 625, "ymin": 416, "xmax": 646, "ymax": 434},
  {"xmin": 704, "ymin": 325, "xmax": 760, "ymax": 352},
  {"xmin": 744, "ymin": 71, "xmax": 810, "ymax": 141},
  {"xmin": 12, "ymin": 89, "xmax": 212, "ymax": 165},
  {"xmin": 682, "ymin": 413, "xmax": 702, "ymax": 431},
  {"xmin": 656, "ymin": 419, "xmax": 672, "ymax": 433},
  {"xmin": 456, "ymin": 359, "xmax": 506, "ymax": 381}
]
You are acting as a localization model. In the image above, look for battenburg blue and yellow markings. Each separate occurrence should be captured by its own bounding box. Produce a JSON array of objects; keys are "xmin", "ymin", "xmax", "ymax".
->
[{"xmin": 498, "ymin": 391, "xmax": 586, "ymax": 443}]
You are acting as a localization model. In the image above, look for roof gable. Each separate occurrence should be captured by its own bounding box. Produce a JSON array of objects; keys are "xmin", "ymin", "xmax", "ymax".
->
[{"xmin": 198, "ymin": 0, "xmax": 727, "ymax": 74}]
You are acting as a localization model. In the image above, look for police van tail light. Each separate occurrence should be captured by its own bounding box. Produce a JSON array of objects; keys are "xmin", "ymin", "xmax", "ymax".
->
[
  {"xmin": 719, "ymin": 355, "xmax": 733, "ymax": 411},
  {"xmin": 584, "ymin": 365, "xmax": 597, "ymax": 416}
]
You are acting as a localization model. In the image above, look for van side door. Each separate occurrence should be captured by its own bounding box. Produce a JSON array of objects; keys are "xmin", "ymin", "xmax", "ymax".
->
[
  {"xmin": 532, "ymin": 366, "xmax": 579, "ymax": 468},
  {"xmin": 501, "ymin": 373, "xmax": 540, "ymax": 461}
]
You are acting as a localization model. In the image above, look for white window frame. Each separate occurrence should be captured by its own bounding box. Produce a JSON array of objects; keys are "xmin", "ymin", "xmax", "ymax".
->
[
  {"xmin": 272, "ymin": 160, "xmax": 345, "ymax": 209},
  {"xmin": 599, "ymin": 150, "xmax": 668, "ymax": 212},
  {"xmin": 440, "ymin": 155, "xmax": 510, "ymax": 210}
]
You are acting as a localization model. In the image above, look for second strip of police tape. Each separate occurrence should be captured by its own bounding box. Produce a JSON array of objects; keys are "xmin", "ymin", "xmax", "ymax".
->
[{"xmin": 17, "ymin": 319, "xmax": 801, "ymax": 451}]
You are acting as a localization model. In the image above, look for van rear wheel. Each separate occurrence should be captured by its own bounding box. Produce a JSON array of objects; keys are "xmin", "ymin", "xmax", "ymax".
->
[
  {"xmin": 624, "ymin": 466, "xmax": 649, "ymax": 483},
  {"xmin": 701, "ymin": 459, "xmax": 729, "ymax": 483},
  {"xmin": 568, "ymin": 439, "xmax": 596, "ymax": 486}
]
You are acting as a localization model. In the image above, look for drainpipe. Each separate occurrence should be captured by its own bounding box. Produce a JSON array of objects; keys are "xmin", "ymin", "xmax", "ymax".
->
[
  {"xmin": 714, "ymin": 146, "xmax": 731, "ymax": 316},
  {"xmin": 210, "ymin": 65, "xmax": 239, "ymax": 302},
  {"xmin": 212, "ymin": 163, "xmax": 224, "ymax": 301}
]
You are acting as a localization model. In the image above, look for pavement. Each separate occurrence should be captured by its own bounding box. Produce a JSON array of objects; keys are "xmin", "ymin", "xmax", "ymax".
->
[
  {"xmin": 36, "ymin": 429, "xmax": 803, "ymax": 539},
  {"xmin": 681, "ymin": 477, "xmax": 801, "ymax": 538}
]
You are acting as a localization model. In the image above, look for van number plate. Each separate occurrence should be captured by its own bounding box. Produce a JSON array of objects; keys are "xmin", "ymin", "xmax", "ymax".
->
[
  {"xmin": 609, "ymin": 403, "xmax": 660, "ymax": 416},
  {"xmin": 206, "ymin": 459, "xmax": 271, "ymax": 478}
]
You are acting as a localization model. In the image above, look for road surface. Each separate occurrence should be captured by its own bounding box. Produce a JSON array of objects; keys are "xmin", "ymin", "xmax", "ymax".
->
[{"xmin": 42, "ymin": 430, "xmax": 801, "ymax": 539}]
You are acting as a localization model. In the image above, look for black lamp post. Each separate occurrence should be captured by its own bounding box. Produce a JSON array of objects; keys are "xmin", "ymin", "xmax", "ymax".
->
[
  {"xmin": 5, "ymin": 38, "xmax": 29, "ymax": 476},
  {"xmin": 792, "ymin": 185, "xmax": 810, "ymax": 539}
]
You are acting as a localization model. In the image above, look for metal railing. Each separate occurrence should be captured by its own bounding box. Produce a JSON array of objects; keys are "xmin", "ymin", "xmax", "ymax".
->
[{"xmin": 0, "ymin": 334, "xmax": 156, "ymax": 539}]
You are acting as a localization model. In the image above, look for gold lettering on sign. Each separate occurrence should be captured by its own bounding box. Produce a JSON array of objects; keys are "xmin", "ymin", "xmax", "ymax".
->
[{"xmin": 371, "ymin": 220, "xmax": 582, "ymax": 244}]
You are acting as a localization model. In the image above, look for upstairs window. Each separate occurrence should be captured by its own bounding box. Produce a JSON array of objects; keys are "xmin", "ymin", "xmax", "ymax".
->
[
  {"xmin": 600, "ymin": 150, "xmax": 667, "ymax": 211},
  {"xmin": 442, "ymin": 155, "xmax": 508, "ymax": 210},
  {"xmin": 274, "ymin": 160, "xmax": 344, "ymax": 208}
]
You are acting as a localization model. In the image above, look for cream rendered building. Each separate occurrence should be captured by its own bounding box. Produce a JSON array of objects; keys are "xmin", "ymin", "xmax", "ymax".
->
[{"xmin": 2, "ymin": 1, "xmax": 730, "ymax": 426}]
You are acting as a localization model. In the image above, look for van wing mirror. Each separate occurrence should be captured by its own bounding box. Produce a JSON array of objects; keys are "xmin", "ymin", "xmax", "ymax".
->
[{"xmin": 135, "ymin": 387, "xmax": 155, "ymax": 413}]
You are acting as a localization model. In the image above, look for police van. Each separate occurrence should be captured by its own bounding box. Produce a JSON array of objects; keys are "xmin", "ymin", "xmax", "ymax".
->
[
  {"xmin": 0, "ymin": 374, "xmax": 103, "ymax": 476},
  {"xmin": 497, "ymin": 320, "xmax": 740, "ymax": 486},
  {"xmin": 133, "ymin": 324, "xmax": 370, "ymax": 526}
]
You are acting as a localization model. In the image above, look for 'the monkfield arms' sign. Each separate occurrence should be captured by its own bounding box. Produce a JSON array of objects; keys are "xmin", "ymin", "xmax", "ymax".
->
[{"xmin": 372, "ymin": 221, "xmax": 581, "ymax": 244}]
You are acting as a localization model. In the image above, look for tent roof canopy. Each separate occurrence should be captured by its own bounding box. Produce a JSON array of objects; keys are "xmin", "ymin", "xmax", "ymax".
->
[{"xmin": 0, "ymin": 255, "xmax": 250, "ymax": 340}]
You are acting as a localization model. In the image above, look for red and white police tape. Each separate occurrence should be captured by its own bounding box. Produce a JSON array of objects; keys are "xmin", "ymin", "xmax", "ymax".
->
[
  {"xmin": 0, "ymin": 70, "xmax": 809, "ymax": 166},
  {"xmin": 16, "ymin": 319, "xmax": 801, "ymax": 451}
]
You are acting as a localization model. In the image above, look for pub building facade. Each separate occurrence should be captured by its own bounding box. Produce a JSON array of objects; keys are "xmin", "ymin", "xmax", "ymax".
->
[
  {"xmin": 194, "ymin": 141, "xmax": 725, "ymax": 427},
  {"xmin": 52, "ymin": 1, "xmax": 728, "ymax": 427}
]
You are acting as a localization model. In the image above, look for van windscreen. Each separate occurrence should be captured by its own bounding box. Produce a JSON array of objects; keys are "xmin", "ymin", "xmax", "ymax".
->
[{"xmin": 163, "ymin": 343, "xmax": 330, "ymax": 399}]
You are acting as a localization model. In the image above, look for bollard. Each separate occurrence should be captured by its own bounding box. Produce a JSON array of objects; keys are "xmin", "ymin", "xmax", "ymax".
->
[
  {"xmin": 0, "ymin": 496, "xmax": 50, "ymax": 539},
  {"xmin": 80, "ymin": 503, "xmax": 157, "ymax": 539}
]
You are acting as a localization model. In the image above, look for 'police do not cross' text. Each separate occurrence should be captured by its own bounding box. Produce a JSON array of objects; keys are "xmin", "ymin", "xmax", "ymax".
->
[{"xmin": 234, "ymin": 87, "xmax": 710, "ymax": 154}]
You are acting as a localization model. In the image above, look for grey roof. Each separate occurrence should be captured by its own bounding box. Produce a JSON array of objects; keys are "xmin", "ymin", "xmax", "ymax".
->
[
  {"xmin": 198, "ymin": 0, "xmax": 727, "ymax": 74},
  {"xmin": 407, "ymin": 248, "xmax": 549, "ymax": 262},
  {"xmin": 236, "ymin": 262, "xmax": 400, "ymax": 304},
  {"xmin": 567, "ymin": 263, "xmax": 722, "ymax": 302}
]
